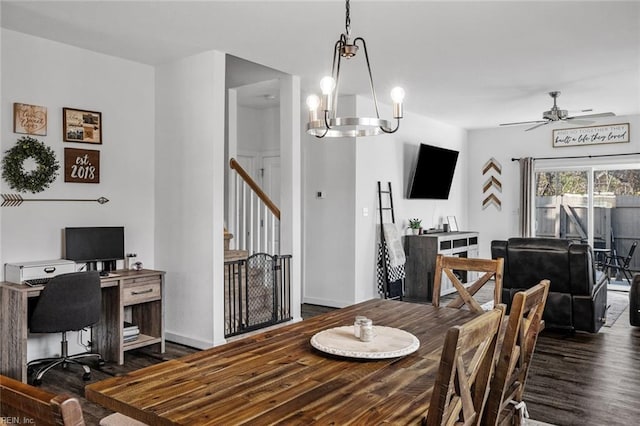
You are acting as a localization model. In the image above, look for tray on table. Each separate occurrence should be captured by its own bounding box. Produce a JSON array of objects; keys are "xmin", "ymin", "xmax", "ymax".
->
[{"xmin": 310, "ymin": 325, "xmax": 420, "ymax": 359}]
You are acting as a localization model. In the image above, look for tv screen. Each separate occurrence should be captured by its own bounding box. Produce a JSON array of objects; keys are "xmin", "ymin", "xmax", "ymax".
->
[
  {"xmin": 408, "ymin": 144, "xmax": 459, "ymax": 199},
  {"xmin": 64, "ymin": 227, "xmax": 125, "ymax": 263}
]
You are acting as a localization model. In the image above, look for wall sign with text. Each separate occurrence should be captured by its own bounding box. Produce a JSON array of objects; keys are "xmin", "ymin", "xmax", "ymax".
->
[
  {"xmin": 64, "ymin": 148, "xmax": 100, "ymax": 183},
  {"xmin": 14, "ymin": 103, "xmax": 47, "ymax": 136},
  {"xmin": 552, "ymin": 123, "xmax": 630, "ymax": 148}
]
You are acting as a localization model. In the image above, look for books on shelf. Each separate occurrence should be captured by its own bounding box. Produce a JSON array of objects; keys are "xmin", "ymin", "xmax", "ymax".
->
[{"xmin": 123, "ymin": 321, "xmax": 140, "ymax": 342}]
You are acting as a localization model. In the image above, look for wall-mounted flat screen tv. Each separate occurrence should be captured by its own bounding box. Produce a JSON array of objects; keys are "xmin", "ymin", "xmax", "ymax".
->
[{"xmin": 407, "ymin": 144, "xmax": 459, "ymax": 199}]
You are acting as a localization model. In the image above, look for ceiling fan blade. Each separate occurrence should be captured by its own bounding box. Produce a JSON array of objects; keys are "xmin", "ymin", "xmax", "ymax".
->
[
  {"xmin": 500, "ymin": 120, "xmax": 547, "ymax": 127},
  {"xmin": 525, "ymin": 121, "xmax": 550, "ymax": 131},
  {"xmin": 567, "ymin": 112, "xmax": 615, "ymax": 120},
  {"xmin": 568, "ymin": 108, "xmax": 593, "ymax": 113},
  {"xmin": 561, "ymin": 119, "xmax": 594, "ymax": 126}
]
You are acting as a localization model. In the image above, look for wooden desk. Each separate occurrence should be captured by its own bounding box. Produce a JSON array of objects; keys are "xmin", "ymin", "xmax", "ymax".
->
[
  {"xmin": 0, "ymin": 269, "xmax": 165, "ymax": 383},
  {"xmin": 86, "ymin": 299, "xmax": 478, "ymax": 425}
]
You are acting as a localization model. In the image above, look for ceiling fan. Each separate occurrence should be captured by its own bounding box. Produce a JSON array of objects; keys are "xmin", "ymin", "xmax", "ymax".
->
[{"xmin": 500, "ymin": 91, "xmax": 615, "ymax": 131}]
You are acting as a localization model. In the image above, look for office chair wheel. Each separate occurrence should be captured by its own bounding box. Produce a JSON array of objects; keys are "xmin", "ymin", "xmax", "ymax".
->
[
  {"xmin": 33, "ymin": 378, "xmax": 42, "ymax": 386},
  {"xmin": 98, "ymin": 358, "xmax": 106, "ymax": 367},
  {"xmin": 83, "ymin": 372, "xmax": 91, "ymax": 381}
]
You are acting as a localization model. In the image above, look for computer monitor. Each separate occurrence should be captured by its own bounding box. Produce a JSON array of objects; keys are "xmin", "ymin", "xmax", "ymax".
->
[{"xmin": 64, "ymin": 226, "xmax": 125, "ymax": 272}]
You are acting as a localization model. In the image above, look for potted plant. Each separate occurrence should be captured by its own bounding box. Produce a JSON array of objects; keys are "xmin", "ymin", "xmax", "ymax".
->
[{"xmin": 408, "ymin": 218, "xmax": 422, "ymax": 235}]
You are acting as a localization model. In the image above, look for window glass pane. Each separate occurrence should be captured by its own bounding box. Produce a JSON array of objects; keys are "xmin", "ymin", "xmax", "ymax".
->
[
  {"xmin": 535, "ymin": 171, "xmax": 588, "ymax": 241},
  {"xmin": 595, "ymin": 169, "xmax": 640, "ymax": 276}
]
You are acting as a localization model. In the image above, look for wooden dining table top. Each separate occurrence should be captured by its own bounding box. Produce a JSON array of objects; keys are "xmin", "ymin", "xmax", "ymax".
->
[{"xmin": 86, "ymin": 299, "xmax": 479, "ymax": 425}]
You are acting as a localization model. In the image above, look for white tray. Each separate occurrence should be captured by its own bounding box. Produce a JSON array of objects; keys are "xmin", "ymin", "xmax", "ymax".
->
[{"xmin": 310, "ymin": 325, "xmax": 420, "ymax": 359}]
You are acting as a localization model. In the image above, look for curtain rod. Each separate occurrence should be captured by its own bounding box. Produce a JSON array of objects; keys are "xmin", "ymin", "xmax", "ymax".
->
[{"xmin": 511, "ymin": 152, "xmax": 640, "ymax": 161}]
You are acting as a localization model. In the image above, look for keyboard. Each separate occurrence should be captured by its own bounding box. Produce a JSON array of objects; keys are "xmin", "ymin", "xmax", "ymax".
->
[{"xmin": 24, "ymin": 278, "xmax": 51, "ymax": 287}]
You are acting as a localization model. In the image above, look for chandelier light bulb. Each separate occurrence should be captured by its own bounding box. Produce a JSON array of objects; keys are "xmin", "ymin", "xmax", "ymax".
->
[
  {"xmin": 390, "ymin": 87, "xmax": 405, "ymax": 104},
  {"xmin": 320, "ymin": 76, "xmax": 336, "ymax": 95},
  {"xmin": 306, "ymin": 94, "xmax": 320, "ymax": 111}
]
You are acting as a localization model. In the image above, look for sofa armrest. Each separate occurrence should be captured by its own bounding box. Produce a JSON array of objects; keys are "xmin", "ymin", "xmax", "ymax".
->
[
  {"xmin": 569, "ymin": 243, "xmax": 596, "ymax": 295},
  {"xmin": 491, "ymin": 240, "xmax": 509, "ymax": 286}
]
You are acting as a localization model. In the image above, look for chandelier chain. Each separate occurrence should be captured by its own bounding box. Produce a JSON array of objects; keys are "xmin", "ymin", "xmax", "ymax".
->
[{"xmin": 345, "ymin": 0, "xmax": 351, "ymax": 37}]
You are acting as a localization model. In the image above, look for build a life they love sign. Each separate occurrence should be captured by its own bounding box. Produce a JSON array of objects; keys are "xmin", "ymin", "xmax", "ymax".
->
[
  {"xmin": 64, "ymin": 148, "xmax": 100, "ymax": 183},
  {"xmin": 553, "ymin": 123, "xmax": 629, "ymax": 148}
]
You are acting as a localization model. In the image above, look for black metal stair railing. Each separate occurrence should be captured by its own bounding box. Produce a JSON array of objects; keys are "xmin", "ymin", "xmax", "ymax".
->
[{"xmin": 224, "ymin": 253, "xmax": 292, "ymax": 337}]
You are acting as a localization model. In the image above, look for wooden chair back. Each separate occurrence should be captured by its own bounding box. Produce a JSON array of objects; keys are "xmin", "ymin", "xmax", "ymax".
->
[
  {"xmin": 0, "ymin": 375, "xmax": 85, "ymax": 426},
  {"xmin": 432, "ymin": 255, "xmax": 504, "ymax": 314},
  {"xmin": 482, "ymin": 280, "xmax": 550, "ymax": 426},
  {"xmin": 425, "ymin": 305, "xmax": 506, "ymax": 426}
]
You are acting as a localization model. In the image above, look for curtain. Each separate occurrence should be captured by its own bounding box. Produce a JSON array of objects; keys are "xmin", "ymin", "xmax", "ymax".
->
[{"xmin": 519, "ymin": 157, "xmax": 535, "ymax": 237}]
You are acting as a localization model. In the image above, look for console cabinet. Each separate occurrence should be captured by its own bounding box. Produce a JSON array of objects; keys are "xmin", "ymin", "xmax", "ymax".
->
[{"xmin": 404, "ymin": 231, "xmax": 479, "ymax": 301}]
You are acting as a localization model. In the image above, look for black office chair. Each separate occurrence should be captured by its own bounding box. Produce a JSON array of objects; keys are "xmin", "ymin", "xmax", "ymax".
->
[
  {"xmin": 604, "ymin": 241, "xmax": 638, "ymax": 283},
  {"xmin": 27, "ymin": 271, "xmax": 103, "ymax": 385}
]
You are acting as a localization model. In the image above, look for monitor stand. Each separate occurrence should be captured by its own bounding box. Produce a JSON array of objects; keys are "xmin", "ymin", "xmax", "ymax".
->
[
  {"xmin": 102, "ymin": 260, "xmax": 117, "ymax": 273},
  {"xmin": 86, "ymin": 261, "xmax": 99, "ymax": 271}
]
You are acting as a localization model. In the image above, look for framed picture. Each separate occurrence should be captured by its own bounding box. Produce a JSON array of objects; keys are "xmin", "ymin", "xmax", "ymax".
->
[
  {"xmin": 64, "ymin": 148, "xmax": 100, "ymax": 183},
  {"xmin": 447, "ymin": 216, "xmax": 458, "ymax": 232},
  {"xmin": 63, "ymin": 108, "xmax": 102, "ymax": 144},
  {"xmin": 14, "ymin": 103, "xmax": 47, "ymax": 135}
]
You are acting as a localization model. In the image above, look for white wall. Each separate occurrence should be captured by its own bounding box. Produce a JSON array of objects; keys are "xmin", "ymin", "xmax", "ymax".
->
[
  {"xmin": 237, "ymin": 105, "xmax": 280, "ymax": 154},
  {"xmin": 1, "ymin": 29, "xmax": 155, "ymax": 358},
  {"xmin": 302, "ymin": 95, "xmax": 468, "ymax": 307},
  {"xmin": 354, "ymin": 96, "xmax": 468, "ymax": 303},
  {"xmin": 155, "ymin": 50, "xmax": 227, "ymax": 349},
  {"xmin": 467, "ymin": 115, "xmax": 640, "ymax": 258},
  {"xmin": 302, "ymin": 96, "xmax": 357, "ymax": 307},
  {"xmin": 279, "ymin": 75, "xmax": 302, "ymax": 322}
]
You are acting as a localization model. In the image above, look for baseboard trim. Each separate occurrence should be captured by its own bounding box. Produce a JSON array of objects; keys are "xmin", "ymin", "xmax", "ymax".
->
[
  {"xmin": 302, "ymin": 296, "xmax": 351, "ymax": 308},
  {"xmin": 165, "ymin": 331, "xmax": 226, "ymax": 350}
]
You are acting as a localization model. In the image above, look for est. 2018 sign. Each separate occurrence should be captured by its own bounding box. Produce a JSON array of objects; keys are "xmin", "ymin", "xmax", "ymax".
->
[{"xmin": 64, "ymin": 148, "xmax": 100, "ymax": 184}]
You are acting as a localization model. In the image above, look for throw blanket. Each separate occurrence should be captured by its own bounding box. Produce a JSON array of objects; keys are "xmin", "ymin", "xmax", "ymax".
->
[
  {"xmin": 382, "ymin": 223, "xmax": 406, "ymax": 268},
  {"xmin": 377, "ymin": 224, "xmax": 406, "ymax": 299}
]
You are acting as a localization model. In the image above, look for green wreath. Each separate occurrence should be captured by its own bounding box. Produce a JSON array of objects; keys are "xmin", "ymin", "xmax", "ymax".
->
[{"xmin": 2, "ymin": 136, "xmax": 60, "ymax": 193}]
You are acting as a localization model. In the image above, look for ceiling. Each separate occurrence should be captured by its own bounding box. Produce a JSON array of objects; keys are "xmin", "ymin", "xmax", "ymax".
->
[{"xmin": 2, "ymin": 1, "xmax": 639, "ymax": 130}]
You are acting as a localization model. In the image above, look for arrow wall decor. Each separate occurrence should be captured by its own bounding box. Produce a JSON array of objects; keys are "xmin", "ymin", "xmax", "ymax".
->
[
  {"xmin": 481, "ymin": 158, "xmax": 502, "ymax": 211},
  {"xmin": 482, "ymin": 193, "xmax": 502, "ymax": 210},
  {"xmin": 1, "ymin": 193, "xmax": 109, "ymax": 207}
]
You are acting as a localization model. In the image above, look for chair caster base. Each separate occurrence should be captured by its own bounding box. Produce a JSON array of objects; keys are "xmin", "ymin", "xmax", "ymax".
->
[{"xmin": 82, "ymin": 372, "xmax": 91, "ymax": 381}]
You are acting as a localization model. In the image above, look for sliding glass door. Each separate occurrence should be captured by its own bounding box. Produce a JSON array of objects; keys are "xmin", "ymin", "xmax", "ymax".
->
[{"xmin": 534, "ymin": 164, "xmax": 640, "ymax": 279}]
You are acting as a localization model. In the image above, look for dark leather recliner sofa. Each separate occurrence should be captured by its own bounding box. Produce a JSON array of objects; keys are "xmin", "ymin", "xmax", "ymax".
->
[{"xmin": 491, "ymin": 237, "xmax": 607, "ymax": 333}]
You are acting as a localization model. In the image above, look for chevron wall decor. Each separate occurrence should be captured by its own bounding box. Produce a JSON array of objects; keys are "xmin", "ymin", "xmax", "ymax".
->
[{"xmin": 482, "ymin": 158, "xmax": 502, "ymax": 210}]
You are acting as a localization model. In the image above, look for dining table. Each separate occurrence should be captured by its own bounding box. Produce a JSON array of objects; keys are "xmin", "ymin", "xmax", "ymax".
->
[{"xmin": 86, "ymin": 298, "xmax": 479, "ymax": 425}]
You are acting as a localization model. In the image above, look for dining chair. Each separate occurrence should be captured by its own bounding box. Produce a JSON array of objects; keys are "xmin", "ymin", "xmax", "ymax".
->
[
  {"xmin": 0, "ymin": 374, "xmax": 85, "ymax": 426},
  {"xmin": 432, "ymin": 254, "xmax": 504, "ymax": 314},
  {"xmin": 0, "ymin": 374, "xmax": 147, "ymax": 426},
  {"xmin": 482, "ymin": 280, "xmax": 550, "ymax": 426},
  {"xmin": 424, "ymin": 305, "xmax": 506, "ymax": 426}
]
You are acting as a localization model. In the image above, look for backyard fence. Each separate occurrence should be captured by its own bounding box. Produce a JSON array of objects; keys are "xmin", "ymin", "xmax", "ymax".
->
[{"xmin": 536, "ymin": 194, "xmax": 640, "ymax": 271}]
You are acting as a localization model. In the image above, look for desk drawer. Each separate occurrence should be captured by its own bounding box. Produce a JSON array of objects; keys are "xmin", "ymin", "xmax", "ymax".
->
[{"xmin": 123, "ymin": 279, "xmax": 161, "ymax": 305}]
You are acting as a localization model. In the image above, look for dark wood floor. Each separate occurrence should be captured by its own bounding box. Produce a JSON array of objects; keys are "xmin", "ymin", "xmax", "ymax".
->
[{"xmin": 32, "ymin": 299, "xmax": 639, "ymax": 426}]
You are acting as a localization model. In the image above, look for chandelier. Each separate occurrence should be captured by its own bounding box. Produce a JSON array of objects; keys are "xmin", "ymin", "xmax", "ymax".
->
[{"xmin": 305, "ymin": 0, "xmax": 405, "ymax": 138}]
